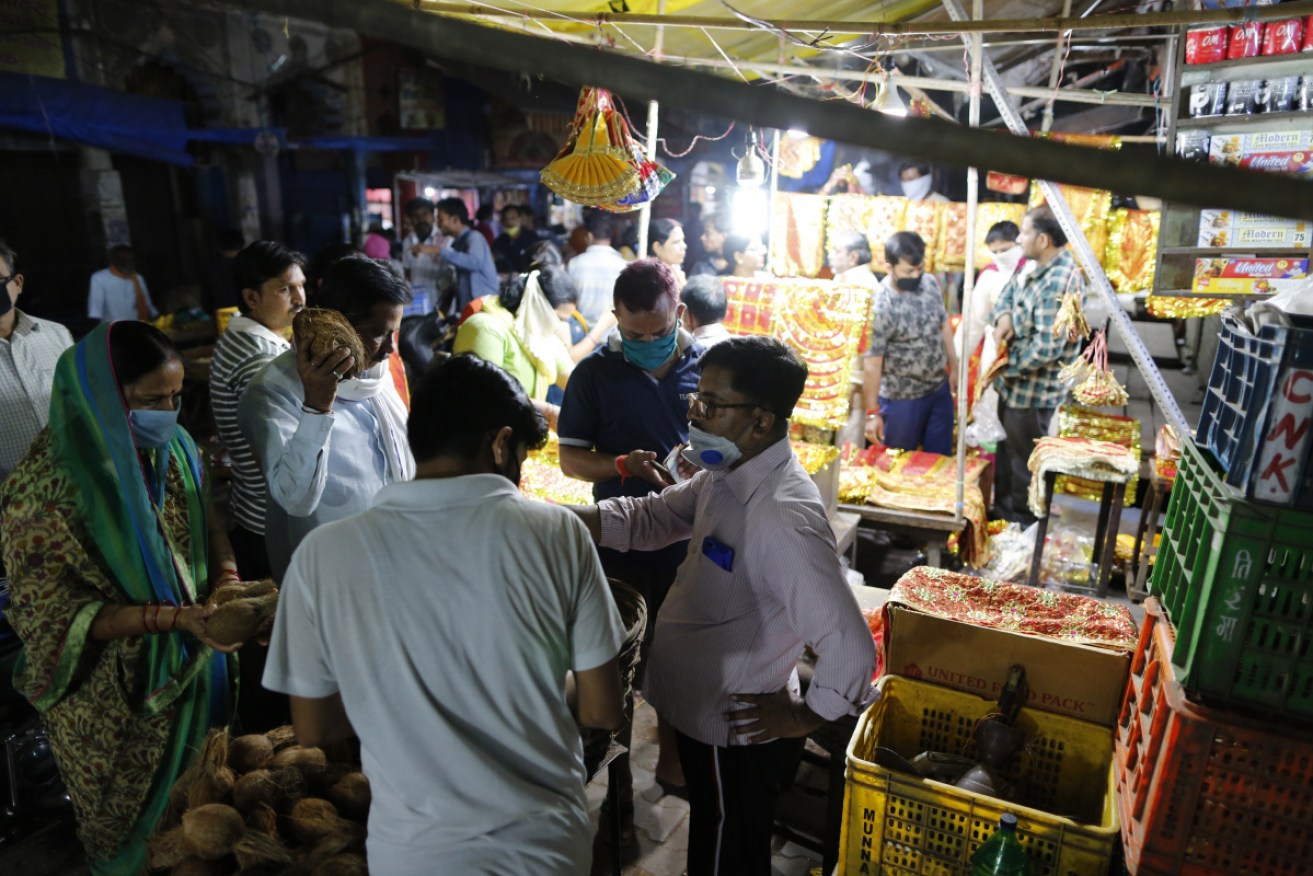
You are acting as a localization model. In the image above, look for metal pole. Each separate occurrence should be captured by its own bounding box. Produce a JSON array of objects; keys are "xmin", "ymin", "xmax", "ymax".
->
[
  {"xmin": 636, "ymin": 0, "xmax": 667, "ymax": 260},
  {"xmin": 955, "ymin": 0, "xmax": 983, "ymax": 528},
  {"xmin": 1041, "ymin": 0, "xmax": 1074, "ymax": 133},
  {"xmin": 766, "ymin": 128, "xmax": 781, "ymax": 262},
  {"xmin": 942, "ymin": 0, "xmax": 1190, "ymax": 437}
]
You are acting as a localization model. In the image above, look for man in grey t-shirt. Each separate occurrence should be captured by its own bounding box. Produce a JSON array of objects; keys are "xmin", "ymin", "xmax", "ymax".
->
[{"xmin": 862, "ymin": 231, "xmax": 960, "ymax": 455}]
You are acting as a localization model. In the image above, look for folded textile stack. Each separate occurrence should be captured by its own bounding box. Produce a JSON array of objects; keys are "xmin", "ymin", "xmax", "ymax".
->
[{"xmin": 1027, "ymin": 436, "xmax": 1140, "ymax": 518}]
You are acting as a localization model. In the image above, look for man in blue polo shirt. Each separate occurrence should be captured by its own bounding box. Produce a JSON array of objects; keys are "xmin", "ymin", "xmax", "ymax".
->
[{"xmin": 557, "ymin": 257, "xmax": 702, "ymax": 866}]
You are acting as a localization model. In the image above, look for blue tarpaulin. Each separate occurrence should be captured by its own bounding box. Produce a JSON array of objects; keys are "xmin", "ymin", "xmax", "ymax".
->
[
  {"xmin": 0, "ymin": 72, "xmax": 196, "ymax": 165},
  {"xmin": 0, "ymin": 74, "xmax": 438, "ymax": 165}
]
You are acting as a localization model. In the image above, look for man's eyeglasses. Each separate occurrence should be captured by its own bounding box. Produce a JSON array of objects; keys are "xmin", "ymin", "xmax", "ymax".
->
[{"xmin": 687, "ymin": 391, "xmax": 759, "ymax": 420}]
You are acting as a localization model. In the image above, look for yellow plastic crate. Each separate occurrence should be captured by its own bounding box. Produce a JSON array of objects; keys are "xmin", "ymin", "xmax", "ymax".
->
[{"xmin": 837, "ymin": 675, "xmax": 1119, "ymax": 876}]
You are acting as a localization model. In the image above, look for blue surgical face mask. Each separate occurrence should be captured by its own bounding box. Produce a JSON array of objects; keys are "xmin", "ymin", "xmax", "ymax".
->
[
  {"xmin": 682, "ymin": 423, "xmax": 743, "ymax": 471},
  {"xmin": 129, "ymin": 408, "xmax": 180, "ymax": 448},
  {"xmin": 621, "ymin": 324, "xmax": 679, "ymax": 371}
]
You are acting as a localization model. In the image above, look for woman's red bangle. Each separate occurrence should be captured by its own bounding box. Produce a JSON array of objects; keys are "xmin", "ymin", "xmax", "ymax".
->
[
  {"xmin": 615, "ymin": 454, "xmax": 629, "ymax": 484},
  {"xmin": 142, "ymin": 603, "xmax": 151, "ymax": 634}
]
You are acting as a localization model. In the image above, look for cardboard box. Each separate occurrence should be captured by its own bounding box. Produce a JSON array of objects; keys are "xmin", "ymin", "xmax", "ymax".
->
[
  {"xmin": 882, "ymin": 603, "xmax": 1132, "ymax": 727},
  {"xmin": 1193, "ymin": 256, "xmax": 1309, "ymax": 295},
  {"xmin": 1198, "ymin": 211, "xmax": 1311, "ymax": 249}
]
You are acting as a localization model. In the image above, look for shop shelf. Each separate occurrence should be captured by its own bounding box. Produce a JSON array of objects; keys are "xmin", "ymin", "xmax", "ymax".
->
[
  {"xmin": 1180, "ymin": 54, "xmax": 1313, "ymax": 87},
  {"xmin": 1159, "ymin": 246, "xmax": 1313, "ymax": 257},
  {"xmin": 1150, "ymin": 438, "xmax": 1313, "ymax": 723},
  {"xmin": 1196, "ymin": 310, "xmax": 1313, "ymax": 509},
  {"xmin": 1115, "ymin": 599, "xmax": 1313, "ymax": 875},
  {"xmin": 1175, "ymin": 111, "xmax": 1313, "ymax": 133},
  {"xmin": 836, "ymin": 675, "xmax": 1118, "ymax": 876}
]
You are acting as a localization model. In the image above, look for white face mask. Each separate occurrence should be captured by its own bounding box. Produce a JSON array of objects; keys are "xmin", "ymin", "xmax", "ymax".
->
[
  {"xmin": 900, "ymin": 175, "xmax": 933, "ymax": 201},
  {"xmin": 992, "ymin": 246, "xmax": 1023, "ymax": 275},
  {"xmin": 682, "ymin": 424, "xmax": 743, "ymax": 471}
]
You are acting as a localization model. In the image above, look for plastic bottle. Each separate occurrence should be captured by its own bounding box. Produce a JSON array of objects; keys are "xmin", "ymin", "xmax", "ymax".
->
[{"xmin": 971, "ymin": 813, "xmax": 1030, "ymax": 875}]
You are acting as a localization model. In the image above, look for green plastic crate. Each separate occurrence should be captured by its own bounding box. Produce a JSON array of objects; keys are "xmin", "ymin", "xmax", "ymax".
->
[{"xmin": 1150, "ymin": 438, "xmax": 1313, "ymax": 723}]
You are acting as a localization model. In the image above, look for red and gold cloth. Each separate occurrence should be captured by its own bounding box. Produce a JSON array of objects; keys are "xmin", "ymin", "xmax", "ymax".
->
[
  {"xmin": 867, "ymin": 196, "xmax": 909, "ymax": 273},
  {"xmin": 770, "ymin": 193, "xmax": 828, "ymax": 278},
  {"xmin": 887, "ymin": 566, "xmax": 1139, "ymax": 650},
  {"xmin": 935, "ymin": 202, "xmax": 969, "ymax": 272},
  {"xmin": 777, "ymin": 136, "xmax": 825, "ymax": 179},
  {"xmin": 1104, "ymin": 209, "xmax": 1159, "ymax": 293},
  {"xmin": 1030, "ymin": 182, "xmax": 1112, "ymax": 263},
  {"xmin": 1055, "ymin": 405, "xmax": 1141, "ymax": 504},
  {"xmin": 1028, "ymin": 435, "xmax": 1139, "ymax": 518},
  {"xmin": 521, "ymin": 434, "xmax": 843, "ymax": 507},
  {"xmin": 771, "ymin": 280, "xmax": 870, "ymax": 429},
  {"xmin": 904, "ymin": 200, "xmax": 943, "ymax": 273},
  {"xmin": 842, "ymin": 449, "xmax": 992, "ymax": 567},
  {"xmin": 825, "ymin": 194, "xmax": 877, "ymax": 276},
  {"xmin": 722, "ymin": 278, "xmax": 776, "ymax": 338}
]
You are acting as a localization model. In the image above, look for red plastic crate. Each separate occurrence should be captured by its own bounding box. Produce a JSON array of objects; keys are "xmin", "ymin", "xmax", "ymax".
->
[{"xmin": 1115, "ymin": 599, "xmax": 1313, "ymax": 875}]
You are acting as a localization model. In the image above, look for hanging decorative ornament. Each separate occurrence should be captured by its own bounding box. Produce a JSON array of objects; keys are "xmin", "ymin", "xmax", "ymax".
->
[
  {"xmin": 1053, "ymin": 290, "xmax": 1091, "ymax": 342},
  {"xmin": 597, "ymin": 139, "xmax": 676, "ymax": 213},
  {"xmin": 1071, "ymin": 328, "xmax": 1129, "ymax": 407},
  {"xmin": 540, "ymin": 86, "xmax": 641, "ymax": 207}
]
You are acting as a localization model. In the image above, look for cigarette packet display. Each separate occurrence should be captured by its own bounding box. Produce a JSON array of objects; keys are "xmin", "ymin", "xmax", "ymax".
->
[{"xmin": 1185, "ymin": 26, "xmax": 1229, "ymax": 64}]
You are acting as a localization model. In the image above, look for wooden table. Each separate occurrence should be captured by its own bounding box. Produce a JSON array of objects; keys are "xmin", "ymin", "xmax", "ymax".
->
[
  {"xmin": 1129, "ymin": 470, "xmax": 1174, "ymax": 602},
  {"xmin": 837, "ymin": 503, "xmax": 964, "ymax": 567},
  {"xmin": 1028, "ymin": 469, "xmax": 1134, "ymax": 598}
]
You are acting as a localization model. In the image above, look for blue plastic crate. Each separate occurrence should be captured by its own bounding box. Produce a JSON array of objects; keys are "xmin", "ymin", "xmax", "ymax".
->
[{"xmin": 1197, "ymin": 310, "xmax": 1313, "ymax": 509}]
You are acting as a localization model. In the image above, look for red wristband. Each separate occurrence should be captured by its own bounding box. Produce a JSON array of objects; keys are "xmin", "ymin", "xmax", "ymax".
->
[
  {"xmin": 615, "ymin": 454, "xmax": 629, "ymax": 485},
  {"xmin": 865, "ymin": 408, "xmax": 881, "ymax": 416}
]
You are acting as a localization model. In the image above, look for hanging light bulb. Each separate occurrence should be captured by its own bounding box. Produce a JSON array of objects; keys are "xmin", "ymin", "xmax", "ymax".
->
[
  {"xmin": 879, "ymin": 77, "xmax": 908, "ymax": 117},
  {"xmin": 736, "ymin": 129, "xmax": 767, "ymax": 188}
]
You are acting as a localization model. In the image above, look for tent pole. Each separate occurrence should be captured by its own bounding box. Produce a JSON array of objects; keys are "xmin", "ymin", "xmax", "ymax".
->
[{"xmin": 954, "ymin": 0, "xmax": 983, "ymax": 531}]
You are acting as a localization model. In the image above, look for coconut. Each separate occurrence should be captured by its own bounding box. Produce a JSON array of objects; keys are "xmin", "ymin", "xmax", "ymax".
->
[
  {"xmin": 307, "ymin": 762, "xmax": 353, "ymax": 796},
  {"xmin": 232, "ymin": 769, "xmax": 279, "ymax": 814},
  {"xmin": 293, "ymin": 308, "xmax": 367, "ymax": 381},
  {"xmin": 271, "ymin": 746, "xmax": 328, "ymax": 779},
  {"xmin": 162, "ymin": 730, "xmax": 231, "ymax": 828},
  {"xmin": 182, "ymin": 803, "xmax": 245, "ymax": 861},
  {"xmin": 170, "ymin": 857, "xmax": 228, "ymax": 876},
  {"xmin": 211, "ymin": 584, "xmax": 246, "ymax": 606},
  {"xmin": 187, "ymin": 762, "xmax": 236, "ymax": 809},
  {"xmin": 146, "ymin": 826, "xmax": 192, "ymax": 870},
  {"xmin": 286, "ymin": 798, "xmax": 340, "ymax": 845},
  {"xmin": 326, "ymin": 773, "xmax": 371, "ymax": 823},
  {"xmin": 265, "ymin": 725, "xmax": 298, "ymax": 752},
  {"xmin": 311, "ymin": 853, "xmax": 368, "ymax": 876},
  {"xmin": 230, "ymin": 734, "xmax": 275, "ymax": 773},
  {"xmin": 232, "ymin": 829, "xmax": 294, "ymax": 870},
  {"xmin": 268, "ymin": 765, "xmax": 308, "ymax": 808},
  {"xmin": 207, "ymin": 591, "xmax": 278, "ymax": 647},
  {"xmin": 245, "ymin": 802, "xmax": 280, "ymax": 836}
]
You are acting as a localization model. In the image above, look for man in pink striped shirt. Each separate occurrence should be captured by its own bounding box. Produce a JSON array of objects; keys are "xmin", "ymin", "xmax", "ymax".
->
[{"xmin": 571, "ymin": 336, "xmax": 876, "ymax": 876}]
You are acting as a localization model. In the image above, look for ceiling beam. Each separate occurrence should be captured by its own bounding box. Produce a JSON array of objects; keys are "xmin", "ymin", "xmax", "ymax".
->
[
  {"xmin": 410, "ymin": 0, "xmax": 1313, "ymax": 36},
  {"xmin": 221, "ymin": 0, "xmax": 1312, "ymax": 220}
]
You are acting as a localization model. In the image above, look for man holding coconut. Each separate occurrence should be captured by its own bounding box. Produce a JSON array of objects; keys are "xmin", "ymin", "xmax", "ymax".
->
[{"xmin": 238, "ymin": 256, "xmax": 415, "ymax": 580}]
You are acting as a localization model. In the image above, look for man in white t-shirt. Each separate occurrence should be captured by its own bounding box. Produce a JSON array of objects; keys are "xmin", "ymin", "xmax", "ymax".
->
[
  {"xmin": 263, "ymin": 353, "xmax": 625, "ymax": 875},
  {"xmin": 88, "ymin": 244, "xmax": 158, "ymax": 323},
  {"xmin": 568, "ymin": 211, "xmax": 629, "ymax": 323}
]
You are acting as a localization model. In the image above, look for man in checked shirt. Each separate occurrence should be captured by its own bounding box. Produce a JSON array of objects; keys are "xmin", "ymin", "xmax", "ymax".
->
[
  {"xmin": 569, "ymin": 336, "xmax": 875, "ymax": 876},
  {"xmin": 990, "ymin": 205, "xmax": 1083, "ymax": 525}
]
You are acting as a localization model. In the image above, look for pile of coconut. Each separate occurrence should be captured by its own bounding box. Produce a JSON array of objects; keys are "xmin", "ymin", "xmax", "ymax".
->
[{"xmin": 148, "ymin": 726, "xmax": 370, "ymax": 875}]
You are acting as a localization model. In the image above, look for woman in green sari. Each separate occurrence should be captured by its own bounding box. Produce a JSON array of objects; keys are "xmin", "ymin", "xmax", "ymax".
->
[{"xmin": 1, "ymin": 321, "xmax": 240, "ymax": 875}]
